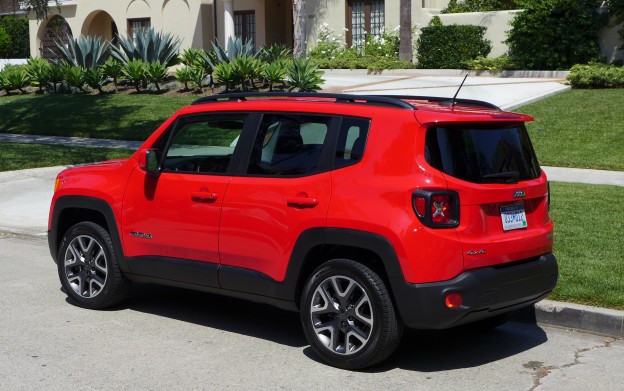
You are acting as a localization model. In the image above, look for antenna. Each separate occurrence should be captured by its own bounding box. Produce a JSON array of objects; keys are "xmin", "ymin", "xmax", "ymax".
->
[{"xmin": 451, "ymin": 74, "xmax": 469, "ymax": 108}]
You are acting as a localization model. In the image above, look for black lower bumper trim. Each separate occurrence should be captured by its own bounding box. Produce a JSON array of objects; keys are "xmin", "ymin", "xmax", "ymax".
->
[{"xmin": 392, "ymin": 253, "xmax": 558, "ymax": 329}]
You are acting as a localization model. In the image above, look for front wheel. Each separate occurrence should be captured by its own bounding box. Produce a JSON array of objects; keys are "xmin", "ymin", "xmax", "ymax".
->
[
  {"xmin": 300, "ymin": 259, "xmax": 402, "ymax": 369},
  {"xmin": 57, "ymin": 221, "xmax": 129, "ymax": 309}
]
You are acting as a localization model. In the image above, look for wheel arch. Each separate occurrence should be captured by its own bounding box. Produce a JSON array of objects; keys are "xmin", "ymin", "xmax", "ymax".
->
[
  {"xmin": 49, "ymin": 196, "xmax": 130, "ymax": 273},
  {"xmin": 283, "ymin": 228, "xmax": 406, "ymax": 309}
]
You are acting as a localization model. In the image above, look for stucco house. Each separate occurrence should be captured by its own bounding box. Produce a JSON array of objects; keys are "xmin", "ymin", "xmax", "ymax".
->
[{"xmin": 27, "ymin": 0, "xmax": 451, "ymax": 58}]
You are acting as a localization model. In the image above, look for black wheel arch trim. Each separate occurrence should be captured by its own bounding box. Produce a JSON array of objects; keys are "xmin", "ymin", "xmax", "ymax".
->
[{"xmin": 48, "ymin": 195, "xmax": 130, "ymax": 274}]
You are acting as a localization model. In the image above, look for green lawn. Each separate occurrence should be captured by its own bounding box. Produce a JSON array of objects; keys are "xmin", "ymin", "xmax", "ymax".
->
[
  {"xmin": 0, "ymin": 142, "xmax": 133, "ymax": 172},
  {"xmin": 0, "ymin": 94, "xmax": 196, "ymax": 141},
  {"xmin": 517, "ymin": 89, "xmax": 624, "ymax": 171},
  {"xmin": 549, "ymin": 182, "xmax": 624, "ymax": 309}
]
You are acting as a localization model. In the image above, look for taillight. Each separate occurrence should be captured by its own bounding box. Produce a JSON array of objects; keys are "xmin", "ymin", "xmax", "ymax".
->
[{"xmin": 412, "ymin": 190, "xmax": 460, "ymax": 228}]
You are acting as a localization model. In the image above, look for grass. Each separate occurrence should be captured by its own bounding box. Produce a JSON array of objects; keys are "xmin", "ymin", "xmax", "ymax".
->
[
  {"xmin": 0, "ymin": 94, "xmax": 196, "ymax": 141},
  {"xmin": 549, "ymin": 182, "xmax": 624, "ymax": 309},
  {"xmin": 517, "ymin": 89, "xmax": 624, "ymax": 171},
  {"xmin": 0, "ymin": 142, "xmax": 133, "ymax": 172}
]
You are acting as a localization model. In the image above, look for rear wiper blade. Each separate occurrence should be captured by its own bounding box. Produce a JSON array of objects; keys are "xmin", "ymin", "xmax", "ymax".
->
[{"xmin": 483, "ymin": 171, "xmax": 520, "ymax": 183}]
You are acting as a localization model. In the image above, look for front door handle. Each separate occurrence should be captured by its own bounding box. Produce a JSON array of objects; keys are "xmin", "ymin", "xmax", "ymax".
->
[
  {"xmin": 287, "ymin": 193, "xmax": 319, "ymax": 208},
  {"xmin": 191, "ymin": 192, "xmax": 219, "ymax": 203}
]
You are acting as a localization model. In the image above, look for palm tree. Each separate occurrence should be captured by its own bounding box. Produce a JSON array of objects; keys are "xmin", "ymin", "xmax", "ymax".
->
[
  {"xmin": 292, "ymin": 0, "xmax": 305, "ymax": 57},
  {"xmin": 399, "ymin": 0, "xmax": 412, "ymax": 62}
]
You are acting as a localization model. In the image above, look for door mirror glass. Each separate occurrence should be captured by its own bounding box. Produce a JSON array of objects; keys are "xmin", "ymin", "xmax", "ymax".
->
[{"xmin": 145, "ymin": 149, "xmax": 160, "ymax": 176}]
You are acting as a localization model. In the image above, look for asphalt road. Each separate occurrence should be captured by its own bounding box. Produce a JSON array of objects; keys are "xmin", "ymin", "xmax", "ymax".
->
[{"xmin": 1, "ymin": 235, "xmax": 622, "ymax": 391}]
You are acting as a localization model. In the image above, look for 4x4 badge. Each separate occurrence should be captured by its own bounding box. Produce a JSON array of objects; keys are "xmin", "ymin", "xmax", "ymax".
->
[{"xmin": 513, "ymin": 190, "xmax": 526, "ymax": 199}]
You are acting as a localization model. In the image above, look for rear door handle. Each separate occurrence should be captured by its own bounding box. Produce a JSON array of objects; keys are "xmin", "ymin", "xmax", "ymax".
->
[
  {"xmin": 287, "ymin": 194, "xmax": 319, "ymax": 208},
  {"xmin": 191, "ymin": 192, "xmax": 219, "ymax": 203}
]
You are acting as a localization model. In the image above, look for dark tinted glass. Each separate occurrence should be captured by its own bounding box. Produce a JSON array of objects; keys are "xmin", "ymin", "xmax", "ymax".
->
[
  {"xmin": 333, "ymin": 117, "xmax": 370, "ymax": 169},
  {"xmin": 425, "ymin": 124, "xmax": 541, "ymax": 183}
]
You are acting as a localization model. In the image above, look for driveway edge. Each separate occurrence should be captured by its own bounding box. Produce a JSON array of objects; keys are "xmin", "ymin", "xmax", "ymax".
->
[{"xmin": 530, "ymin": 300, "xmax": 624, "ymax": 337}]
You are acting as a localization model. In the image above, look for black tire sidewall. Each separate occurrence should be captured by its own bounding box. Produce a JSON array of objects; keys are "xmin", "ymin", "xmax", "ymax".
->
[
  {"xmin": 300, "ymin": 259, "xmax": 398, "ymax": 369},
  {"xmin": 57, "ymin": 222, "xmax": 120, "ymax": 309}
]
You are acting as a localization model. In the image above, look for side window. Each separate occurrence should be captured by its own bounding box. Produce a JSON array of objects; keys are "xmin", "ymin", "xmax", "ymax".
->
[
  {"xmin": 247, "ymin": 114, "xmax": 330, "ymax": 176},
  {"xmin": 161, "ymin": 113, "xmax": 247, "ymax": 174},
  {"xmin": 333, "ymin": 117, "xmax": 370, "ymax": 169}
]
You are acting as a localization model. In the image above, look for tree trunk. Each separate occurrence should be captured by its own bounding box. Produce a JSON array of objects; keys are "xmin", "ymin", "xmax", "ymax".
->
[
  {"xmin": 292, "ymin": 0, "xmax": 306, "ymax": 58},
  {"xmin": 399, "ymin": 0, "xmax": 413, "ymax": 62}
]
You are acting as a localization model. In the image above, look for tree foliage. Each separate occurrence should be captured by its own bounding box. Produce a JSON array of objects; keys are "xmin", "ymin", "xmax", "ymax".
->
[
  {"xmin": 442, "ymin": 0, "xmax": 520, "ymax": 13},
  {"xmin": 506, "ymin": 0, "xmax": 607, "ymax": 70},
  {"xmin": 0, "ymin": 16, "xmax": 29, "ymax": 58}
]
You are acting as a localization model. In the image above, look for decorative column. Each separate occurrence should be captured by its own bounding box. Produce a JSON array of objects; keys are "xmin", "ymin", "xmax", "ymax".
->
[{"xmin": 223, "ymin": 0, "xmax": 235, "ymax": 46}]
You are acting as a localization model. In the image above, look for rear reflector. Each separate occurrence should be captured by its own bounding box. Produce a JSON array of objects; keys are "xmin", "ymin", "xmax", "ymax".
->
[{"xmin": 445, "ymin": 293, "xmax": 463, "ymax": 309}]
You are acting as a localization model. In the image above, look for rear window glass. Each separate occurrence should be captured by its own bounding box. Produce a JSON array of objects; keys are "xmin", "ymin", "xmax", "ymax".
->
[{"xmin": 425, "ymin": 124, "xmax": 541, "ymax": 183}]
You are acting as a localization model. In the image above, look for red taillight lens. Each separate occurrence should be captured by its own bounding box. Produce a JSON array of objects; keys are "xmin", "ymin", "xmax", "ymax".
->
[
  {"xmin": 413, "ymin": 197, "xmax": 426, "ymax": 217},
  {"xmin": 445, "ymin": 292, "xmax": 463, "ymax": 309},
  {"xmin": 431, "ymin": 195, "xmax": 451, "ymax": 224},
  {"xmin": 412, "ymin": 190, "xmax": 460, "ymax": 228}
]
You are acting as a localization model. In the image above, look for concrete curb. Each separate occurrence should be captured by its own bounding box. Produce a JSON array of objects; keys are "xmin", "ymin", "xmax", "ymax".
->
[{"xmin": 535, "ymin": 300, "xmax": 624, "ymax": 338}]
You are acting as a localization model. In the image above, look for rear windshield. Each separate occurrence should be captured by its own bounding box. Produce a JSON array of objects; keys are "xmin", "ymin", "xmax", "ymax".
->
[{"xmin": 425, "ymin": 124, "xmax": 541, "ymax": 184}]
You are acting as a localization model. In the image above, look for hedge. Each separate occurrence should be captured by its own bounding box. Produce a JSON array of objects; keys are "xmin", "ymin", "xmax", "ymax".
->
[
  {"xmin": 416, "ymin": 17, "xmax": 491, "ymax": 69},
  {"xmin": 0, "ymin": 16, "xmax": 29, "ymax": 58},
  {"xmin": 567, "ymin": 64, "xmax": 624, "ymax": 88}
]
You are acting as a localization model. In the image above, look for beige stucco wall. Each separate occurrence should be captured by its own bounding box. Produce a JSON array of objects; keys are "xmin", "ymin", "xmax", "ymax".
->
[
  {"xmin": 214, "ymin": 0, "xmax": 265, "ymax": 48},
  {"xmin": 29, "ymin": 0, "xmax": 215, "ymax": 58}
]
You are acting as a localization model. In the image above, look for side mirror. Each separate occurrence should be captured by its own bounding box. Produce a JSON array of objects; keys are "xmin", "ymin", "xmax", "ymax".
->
[{"xmin": 139, "ymin": 149, "xmax": 161, "ymax": 176}]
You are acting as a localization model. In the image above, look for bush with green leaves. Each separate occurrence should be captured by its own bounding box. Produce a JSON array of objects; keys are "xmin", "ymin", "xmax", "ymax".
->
[
  {"xmin": 84, "ymin": 68, "xmax": 106, "ymax": 93},
  {"xmin": 101, "ymin": 58, "xmax": 122, "ymax": 92},
  {"xmin": 506, "ymin": 0, "xmax": 606, "ymax": 70},
  {"xmin": 0, "ymin": 16, "xmax": 29, "ymax": 58},
  {"xmin": 26, "ymin": 57, "xmax": 51, "ymax": 92},
  {"xmin": 213, "ymin": 62, "xmax": 238, "ymax": 92},
  {"xmin": 567, "ymin": 63, "xmax": 624, "ymax": 88},
  {"xmin": 110, "ymin": 27, "xmax": 180, "ymax": 67},
  {"xmin": 442, "ymin": 0, "xmax": 520, "ymax": 13},
  {"xmin": 463, "ymin": 55, "xmax": 517, "ymax": 71},
  {"xmin": 308, "ymin": 23, "xmax": 346, "ymax": 60},
  {"xmin": 261, "ymin": 44, "xmax": 291, "ymax": 63},
  {"xmin": 48, "ymin": 62, "xmax": 66, "ymax": 93},
  {"xmin": 231, "ymin": 54, "xmax": 262, "ymax": 91},
  {"xmin": 175, "ymin": 66, "xmax": 192, "ymax": 90},
  {"xmin": 54, "ymin": 35, "xmax": 110, "ymax": 69},
  {"xmin": 189, "ymin": 66, "xmax": 207, "ymax": 92},
  {"xmin": 287, "ymin": 58, "xmax": 324, "ymax": 92},
  {"xmin": 262, "ymin": 60, "xmax": 287, "ymax": 91},
  {"xmin": 122, "ymin": 59, "xmax": 147, "ymax": 92},
  {"xmin": 416, "ymin": 17, "xmax": 491, "ymax": 69},
  {"xmin": 0, "ymin": 26, "xmax": 10, "ymax": 58},
  {"xmin": 64, "ymin": 65, "xmax": 86, "ymax": 92},
  {"xmin": 0, "ymin": 65, "xmax": 30, "ymax": 94},
  {"xmin": 146, "ymin": 61, "xmax": 168, "ymax": 92},
  {"xmin": 363, "ymin": 27, "xmax": 400, "ymax": 58}
]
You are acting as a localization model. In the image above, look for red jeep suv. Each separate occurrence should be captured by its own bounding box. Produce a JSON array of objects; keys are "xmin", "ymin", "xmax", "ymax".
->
[{"xmin": 48, "ymin": 92, "xmax": 557, "ymax": 369}]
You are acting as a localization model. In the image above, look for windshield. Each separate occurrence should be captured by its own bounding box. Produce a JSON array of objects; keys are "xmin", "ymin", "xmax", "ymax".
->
[{"xmin": 425, "ymin": 124, "xmax": 541, "ymax": 184}]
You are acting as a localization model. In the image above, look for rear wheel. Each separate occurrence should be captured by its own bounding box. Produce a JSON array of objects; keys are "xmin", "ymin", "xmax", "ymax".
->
[
  {"xmin": 57, "ymin": 222, "xmax": 129, "ymax": 309},
  {"xmin": 300, "ymin": 259, "xmax": 402, "ymax": 369}
]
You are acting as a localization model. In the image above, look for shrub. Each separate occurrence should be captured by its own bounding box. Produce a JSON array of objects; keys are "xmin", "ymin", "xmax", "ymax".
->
[
  {"xmin": 416, "ymin": 17, "xmax": 491, "ymax": 69},
  {"xmin": 363, "ymin": 27, "xmax": 400, "ymax": 58},
  {"xmin": 48, "ymin": 62, "xmax": 66, "ymax": 93},
  {"xmin": 84, "ymin": 68, "xmax": 106, "ymax": 93},
  {"xmin": 26, "ymin": 57, "xmax": 51, "ymax": 92},
  {"xmin": 189, "ymin": 66, "xmax": 207, "ymax": 92},
  {"xmin": 0, "ymin": 64, "xmax": 29, "ymax": 94},
  {"xmin": 506, "ymin": 0, "xmax": 606, "ymax": 70},
  {"xmin": 287, "ymin": 58, "xmax": 324, "ymax": 92},
  {"xmin": 262, "ymin": 60, "xmax": 287, "ymax": 91},
  {"xmin": 567, "ymin": 63, "xmax": 624, "ymax": 88},
  {"xmin": 111, "ymin": 27, "xmax": 180, "ymax": 67},
  {"xmin": 64, "ymin": 66, "xmax": 85, "ymax": 92},
  {"xmin": 442, "ymin": 0, "xmax": 520, "ymax": 13},
  {"xmin": 54, "ymin": 35, "xmax": 110, "ymax": 69},
  {"xmin": 101, "ymin": 58, "xmax": 122, "ymax": 92},
  {"xmin": 463, "ymin": 55, "xmax": 517, "ymax": 71},
  {"xmin": 146, "ymin": 61, "xmax": 168, "ymax": 92},
  {"xmin": 308, "ymin": 23, "xmax": 346, "ymax": 60},
  {"xmin": 261, "ymin": 44, "xmax": 292, "ymax": 63},
  {"xmin": 230, "ymin": 54, "xmax": 261, "ymax": 91},
  {"xmin": 213, "ymin": 62, "xmax": 238, "ymax": 92},
  {"xmin": 0, "ymin": 17, "xmax": 29, "ymax": 58},
  {"xmin": 175, "ymin": 66, "xmax": 192, "ymax": 90},
  {"xmin": 122, "ymin": 59, "xmax": 147, "ymax": 92},
  {"xmin": 0, "ymin": 26, "xmax": 10, "ymax": 58}
]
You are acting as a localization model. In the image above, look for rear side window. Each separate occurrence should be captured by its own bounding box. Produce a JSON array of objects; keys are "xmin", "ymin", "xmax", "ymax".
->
[
  {"xmin": 247, "ymin": 114, "xmax": 330, "ymax": 176},
  {"xmin": 333, "ymin": 117, "xmax": 370, "ymax": 169},
  {"xmin": 425, "ymin": 124, "xmax": 541, "ymax": 183}
]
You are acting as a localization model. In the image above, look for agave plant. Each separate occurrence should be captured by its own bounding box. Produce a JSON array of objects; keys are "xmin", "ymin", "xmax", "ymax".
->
[
  {"xmin": 146, "ymin": 61, "xmax": 168, "ymax": 92},
  {"xmin": 26, "ymin": 57, "xmax": 51, "ymax": 93},
  {"xmin": 213, "ymin": 62, "xmax": 239, "ymax": 93},
  {"xmin": 122, "ymin": 59, "xmax": 147, "ymax": 92},
  {"xmin": 101, "ymin": 58, "xmax": 122, "ymax": 92},
  {"xmin": 64, "ymin": 65, "xmax": 86, "ymax": 92},
  {"xmin": 287, "ymin": 58, "xmax": 324, "ymax": 92},
  {"xmin": 53, "ymin": 35, "xmax": 110, "ymax": 69},
  {"xmin": 230, "ymin": 54, "xmax": 262, "ymax": 91},
  {"xmin": 48, "ymin": 62, "xmax": 66, "ymax": 93},
  {"xmin": 261, "ymin": 44, "xmax": 292, "ymax": 63},
  {"xmin": 175, "ymin": 66, "xmax": 192, "ymax": 91},
  {"xmin": 0, "ymin": 65, "xmax": 30, "ymax": 94},
  {"xmin": 262, "ymin": 60, "xmax": 287, "ymax": 91},
  {"xmin": 180, "ymin": 47, "xmax": 203, "ymax": 67},
  {"xmin": 110, "ymin": 27, "xmax": 181, "ymax": 67},
  {"xmin": 189, "ymin": 66, "xmax": 206, "ymax": 92},
  {"xmin": 84, "ymin": 68, "xmax": 106, "ymax": 94}
]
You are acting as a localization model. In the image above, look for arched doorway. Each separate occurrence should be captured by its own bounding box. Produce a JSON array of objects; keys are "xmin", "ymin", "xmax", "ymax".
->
[
  {"xmin": 81, "ymin": 10, "xmax": 118, "ymax": 46},
  {"xmin": 39, "ymin": 15, "xmax": 73, "ymax": 60}
]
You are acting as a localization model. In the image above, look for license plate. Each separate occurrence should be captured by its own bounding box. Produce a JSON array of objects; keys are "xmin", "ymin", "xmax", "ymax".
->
[{"xmin": 500, "ymin": 203, "xmax": 527, "ymax": 231}]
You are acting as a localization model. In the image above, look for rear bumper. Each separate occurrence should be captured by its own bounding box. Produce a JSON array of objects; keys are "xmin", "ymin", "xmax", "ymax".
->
[{"xmin": 391, "ymin": 253, "xmax": 558, "ymax": 329}]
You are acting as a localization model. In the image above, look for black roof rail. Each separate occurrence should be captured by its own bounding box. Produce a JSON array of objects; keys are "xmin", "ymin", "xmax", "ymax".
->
[
  {"xmin": 191, "ymin": 92, "xmax": 416, "ymax": 110},
  {"xmin": 377, "ymin": 95, "xmax": 501, "ymax": 110}
]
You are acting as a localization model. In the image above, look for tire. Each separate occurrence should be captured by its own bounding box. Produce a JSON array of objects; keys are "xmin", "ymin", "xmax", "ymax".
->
[
  {"xmin": 57, "ymin": 221, "xmax": 129, "ymax": 309},
  {"xmin": 300, "ymin": 259, "xmax": 402, "ymax": 369}
]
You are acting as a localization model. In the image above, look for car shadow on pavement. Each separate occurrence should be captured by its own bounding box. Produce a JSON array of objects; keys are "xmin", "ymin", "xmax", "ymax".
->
[{"xmin": 117, "ymin": 283, "xmax": 308, "ymax": 348}]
